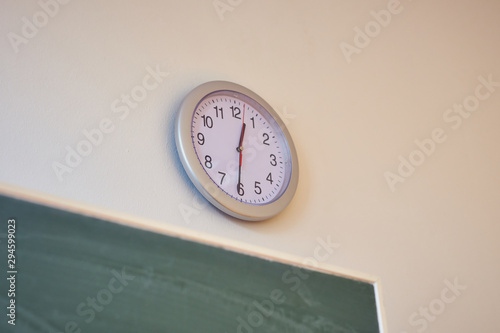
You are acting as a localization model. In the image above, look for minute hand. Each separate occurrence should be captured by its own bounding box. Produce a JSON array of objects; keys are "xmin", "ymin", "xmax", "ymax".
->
[{"xmin": 237, "ymin": 105, "xmax": 246, "ymax": 192}]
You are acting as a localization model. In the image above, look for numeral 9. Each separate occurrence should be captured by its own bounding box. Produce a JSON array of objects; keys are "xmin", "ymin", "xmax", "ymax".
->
[{"xmin": 197, "ymin": 133, "xmax": 205, "ymax": 145}]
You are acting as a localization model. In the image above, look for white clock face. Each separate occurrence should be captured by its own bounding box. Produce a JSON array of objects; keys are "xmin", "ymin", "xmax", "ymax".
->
[{"xmin": 191, "ymin": 91, "xmax": 291, "ymax": 205}]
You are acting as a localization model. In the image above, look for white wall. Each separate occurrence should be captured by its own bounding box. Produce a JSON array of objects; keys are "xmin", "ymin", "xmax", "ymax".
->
[{"xmin": 1, "ymin": 1, "xmax": 499, "ymax": 332}]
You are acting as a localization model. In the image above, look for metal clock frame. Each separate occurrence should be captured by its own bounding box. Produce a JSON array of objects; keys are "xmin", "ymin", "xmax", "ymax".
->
[{"xmin": 175, "ymin": 81, "xmax": 299, "ymax": 221}]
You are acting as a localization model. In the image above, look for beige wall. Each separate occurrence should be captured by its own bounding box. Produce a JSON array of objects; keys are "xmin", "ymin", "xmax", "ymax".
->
[{"xmin": 1, "ymin": 1, "xmax": 499, "ymax": 332}]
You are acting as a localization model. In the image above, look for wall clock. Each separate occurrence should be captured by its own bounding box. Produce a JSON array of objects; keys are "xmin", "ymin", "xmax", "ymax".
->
[{"xmin": 175, "ymin": 81, "xmax": 299, "ymax": 221}]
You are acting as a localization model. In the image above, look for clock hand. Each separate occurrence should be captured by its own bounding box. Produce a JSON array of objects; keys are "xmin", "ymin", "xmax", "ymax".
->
[
  {"xmin": 237, "ymin": 105, "xmax": 246, "ymax": 193},
  {"xmin": 237, "ymin": 123, "xmax": 246, "ymax": 177}
]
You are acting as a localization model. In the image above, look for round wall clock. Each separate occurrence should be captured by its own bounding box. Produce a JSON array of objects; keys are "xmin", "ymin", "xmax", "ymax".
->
[{"xmin": 175, "ymin": 81, "xmax": 299, "ymax": 221}]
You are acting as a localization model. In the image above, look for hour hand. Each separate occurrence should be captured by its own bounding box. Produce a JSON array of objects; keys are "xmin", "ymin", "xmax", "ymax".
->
[{"xmin": 237, "ymin": 123, "xmax": 246, "ymax": 153}]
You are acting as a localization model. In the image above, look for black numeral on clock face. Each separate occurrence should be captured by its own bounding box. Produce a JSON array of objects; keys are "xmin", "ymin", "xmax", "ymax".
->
[
  {"xmin": 197, "ymin": 133, "xmax": 205, "ymax": 145},
  {"xmin": 266, "ymin": 172, "xmax": 273, "ymax": 184},
  {"xmin": 263, "ymin": 133, "xmax": 270, "ymax": 145},
  {"xmin": 231, "ymin": 106, "xmax": 241, "ymax": 119},
  {"xmin": 237, "ymin": 182, "xmax": 245, "ymax": 196},
  {"xmin": 270, "ymin": 154, "xmax": 277, "ymax": 166},
  {"xmin": 202, "ymin": 115, "xmax": 213, "ymax": 128},
  {"xmin": 254, "ymin": 181, "xmax": 262, "ymax": 195},
  {"xmin": 218, "ymin": 171, "xmax": 226, "ymax": 184},
  {"xmin": 214, "ymin": 106, "xmax": 223, "ymax": 119},
  {"xmin": 205, "ymin": 155, "xmax": 213, "ymax": 169}
]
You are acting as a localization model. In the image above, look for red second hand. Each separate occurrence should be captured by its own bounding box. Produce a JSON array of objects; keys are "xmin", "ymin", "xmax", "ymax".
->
[
  {"xmin": 237, "ymin": 104, "xmax": 246, "ymax": 194},
  {"xmin": 239, "ymin": 104, "xmax": 246, "ymax": 167}
]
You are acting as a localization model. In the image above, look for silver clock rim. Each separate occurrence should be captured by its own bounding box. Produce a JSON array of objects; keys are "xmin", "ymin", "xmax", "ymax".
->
[{"xmin": 175, "ymin": 81, "xmax": 299, "ymax": 221}]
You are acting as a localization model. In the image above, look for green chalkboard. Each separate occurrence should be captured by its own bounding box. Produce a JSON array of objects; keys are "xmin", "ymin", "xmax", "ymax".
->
[{"xmin": 0, "ymin": 193, "xmax": 380, "ymax": 333}]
